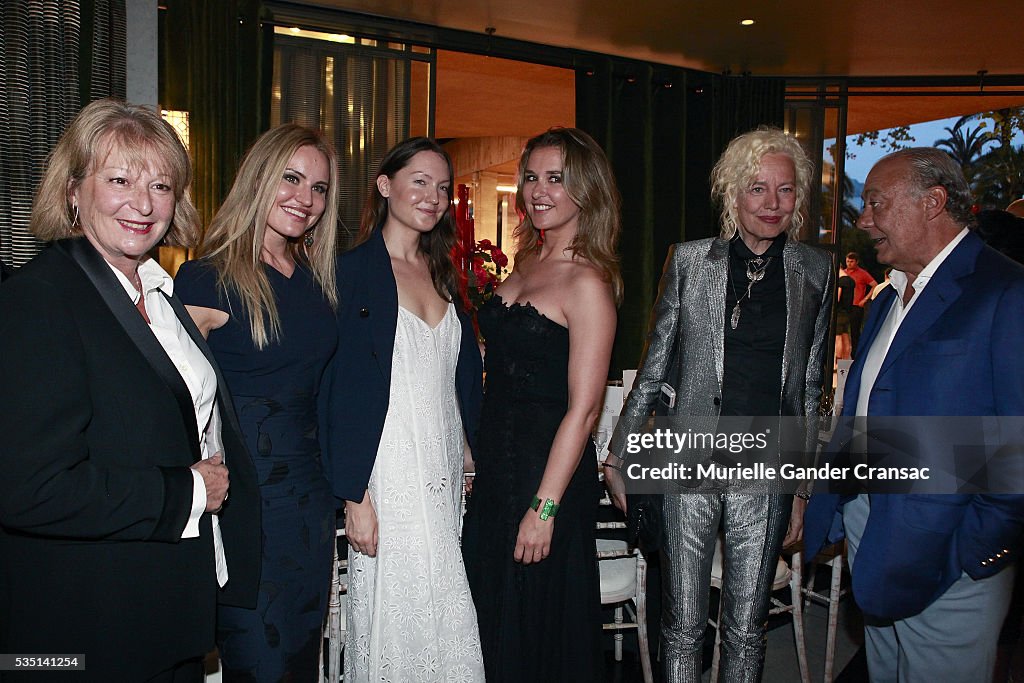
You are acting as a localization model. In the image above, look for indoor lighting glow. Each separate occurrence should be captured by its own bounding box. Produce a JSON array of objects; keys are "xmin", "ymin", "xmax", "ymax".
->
[
  {"xmin": 275, "ymin": 26, "xmax": 356, "ymax": 43},
  {"xmin": 160, "ymin": 110, "xmax": 190, "ymax": 151},
  {"xmin": 741, "ymin": 19, "xmax": 755, "ymax": 26},
  {"xmin": 496, "ymin": 184, "xmax": 518, "ymax": 193}
]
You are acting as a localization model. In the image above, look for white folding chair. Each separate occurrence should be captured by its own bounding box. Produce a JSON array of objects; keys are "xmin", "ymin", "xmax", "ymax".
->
[
  {"xmin": 320, "ymin": 527, "xmax": 348, "ymax": 683},
  {"xmin": 596, "ymin": 514, "xmax": 654, "ymax": 683},
  {"xmin": 799, "ymin": 541, "xmax": 849, "ymax": 682}
]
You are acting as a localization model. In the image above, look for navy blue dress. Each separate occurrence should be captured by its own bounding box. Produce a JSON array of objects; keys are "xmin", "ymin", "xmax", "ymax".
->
[{"xmin": 176, "ymin": 259, "xmax": 338, "ymax": 682}]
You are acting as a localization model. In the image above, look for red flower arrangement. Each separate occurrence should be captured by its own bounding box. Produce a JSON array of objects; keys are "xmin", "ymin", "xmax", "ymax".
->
[{"xmin": 466, "ymin": 239, "xmax": 509, "ymax": 310}]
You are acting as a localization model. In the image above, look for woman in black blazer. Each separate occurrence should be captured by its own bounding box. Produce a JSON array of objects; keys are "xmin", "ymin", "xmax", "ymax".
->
[
  {"xmin": 0, "ymin": 99, "xmax": 259, "ymax": 682},
  {"xmin": 322, "ymin": 137, "xmax": 484, "ymax": 680}
]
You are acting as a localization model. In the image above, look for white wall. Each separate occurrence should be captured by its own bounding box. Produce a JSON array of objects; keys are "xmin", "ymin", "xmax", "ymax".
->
[{"xmin": 125, "ymin": 0, "xmax": 158, "ymax": 106}]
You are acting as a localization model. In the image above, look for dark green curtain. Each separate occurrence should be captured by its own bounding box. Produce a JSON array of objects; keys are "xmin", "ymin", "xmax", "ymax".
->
[
  {"xmin": 160, "ymin": 0, "xmax": 272, "ymax": 226},
  {"xmin": 576, "ymin": 60, "xmax": 784, "ymax": 373},
  {"xmin": 714, "ymin": 75, "xmax": 786, "ymax": 156}
]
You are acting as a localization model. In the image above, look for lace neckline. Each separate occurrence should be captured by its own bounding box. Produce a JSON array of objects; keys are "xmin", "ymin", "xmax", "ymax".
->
[{"xmin": 492, "ymin": 293, "xmax": 568, "ymax": 331}]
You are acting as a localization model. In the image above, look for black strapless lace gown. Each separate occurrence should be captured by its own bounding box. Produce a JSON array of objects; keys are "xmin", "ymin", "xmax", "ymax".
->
[{"xmin": 462, "ymin": 295, "xmax": 604, "ymax": 682}]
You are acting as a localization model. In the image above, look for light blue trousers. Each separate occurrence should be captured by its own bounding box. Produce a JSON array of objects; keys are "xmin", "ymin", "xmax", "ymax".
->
[{"xmin": 845, "ymin": 494, "xmax": 1015, "ymax": 683}]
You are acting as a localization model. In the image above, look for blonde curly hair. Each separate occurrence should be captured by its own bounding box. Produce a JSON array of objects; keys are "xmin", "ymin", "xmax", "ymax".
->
[{"xmin": 710, "ymin": 126, "xmax": 814, "ymax": 240}]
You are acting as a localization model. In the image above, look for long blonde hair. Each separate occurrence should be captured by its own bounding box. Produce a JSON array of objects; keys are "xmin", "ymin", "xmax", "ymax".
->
[
  {"xmin": 513, "ymin": 128, "xmax": 623, "ymax": 304},
  {"xmin": 198, "ymin": 124, "xmax": 339, "ymax": 348},
  {"xmin": 32, "ymin": 98, "xmax": 199, "ymax": 246}
]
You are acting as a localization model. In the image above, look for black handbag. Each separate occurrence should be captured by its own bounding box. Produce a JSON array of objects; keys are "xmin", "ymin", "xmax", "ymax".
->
[{"xmin": 626, "ymin": 491, "xmax": 664, "ymax": 552}]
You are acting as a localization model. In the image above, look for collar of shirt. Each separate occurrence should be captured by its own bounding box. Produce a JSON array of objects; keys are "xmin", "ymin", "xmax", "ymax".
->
[
  {"xmin": 730, "ymin": 231, "xmax": 787, "ymax": 260},
  {"xmin": 107, "ymin": 258, "xmax": 174, "ymax": 305},
  {"xmin": 887, "ymin": 227, "xmax": 969, "ymax": 309},
  {"xmin": 853, "ymin": 226, "xmax": 969, "ymax": 416}
]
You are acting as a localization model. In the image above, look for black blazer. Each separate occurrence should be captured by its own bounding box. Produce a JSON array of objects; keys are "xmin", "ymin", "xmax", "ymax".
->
[
  {"xmin": 322, "ymin": 230, "xmax": 483, "ymax": 502},
  {"xmin": 0, "ymin": 239, "xmax": 260, "ymax": 681}
]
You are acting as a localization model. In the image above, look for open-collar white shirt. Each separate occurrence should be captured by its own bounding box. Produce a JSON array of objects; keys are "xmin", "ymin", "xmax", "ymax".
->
[
  {"xmin": 108, "ymin": 257, "xmax": 227, "ymax": 586},
  {"xmin": 854, "ymin": 228, "xmax": 969, "ymax": 416}
]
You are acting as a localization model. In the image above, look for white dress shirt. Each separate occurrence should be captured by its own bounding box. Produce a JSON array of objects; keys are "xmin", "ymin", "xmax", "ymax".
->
[
  {"xmin": 108, "ymin": 258, "xmax": 228, "ymax": 587},
  {"xmin": 855, "ymin": 228, "xmax": 969, "ymax": 415}
]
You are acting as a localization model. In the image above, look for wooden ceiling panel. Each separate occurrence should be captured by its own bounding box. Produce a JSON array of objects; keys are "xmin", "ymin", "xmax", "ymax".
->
[
  {"xmin": 847, "ymin": 92, "xmax": 1024, "ymax": 136},
  {"xmin": 434, "ymin": 51, "xmax": 575, "ymax": 139},
  {"xmin": 310, "ymin": 0, "xmax": 1024, "ymax": 78}
]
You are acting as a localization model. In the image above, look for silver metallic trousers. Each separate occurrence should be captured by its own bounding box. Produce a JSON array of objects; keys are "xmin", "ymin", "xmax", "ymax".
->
[{"xmin": 661, "ymin": 492, "xmax": 791, "ymax": 683}]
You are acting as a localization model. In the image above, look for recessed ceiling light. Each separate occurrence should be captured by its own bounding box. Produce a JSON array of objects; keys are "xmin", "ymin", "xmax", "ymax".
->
[{"xmin": 741, "ymin": 19, "xmax": 755, "ymax": 26}]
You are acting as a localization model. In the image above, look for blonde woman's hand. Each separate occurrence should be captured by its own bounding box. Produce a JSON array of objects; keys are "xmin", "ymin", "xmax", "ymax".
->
[
  {"xmin": 514, "ymin": 508, "xmax": 554, "ymax": 565},
  {"xmin": 603, "ymin": 454, "xmax": 627, "ymax": 514}
]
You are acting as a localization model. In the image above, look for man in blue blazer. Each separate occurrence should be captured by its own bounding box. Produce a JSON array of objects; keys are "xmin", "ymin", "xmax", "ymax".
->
[{"xmin": 804, "ymin": 148, "xmax": 1024, "ymax": 682}]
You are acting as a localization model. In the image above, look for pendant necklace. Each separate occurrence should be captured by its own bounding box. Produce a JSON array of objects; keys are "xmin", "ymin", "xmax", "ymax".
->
[{"xmin": 729, "ymin": 255, "xmax": 772, "ymax": 330}]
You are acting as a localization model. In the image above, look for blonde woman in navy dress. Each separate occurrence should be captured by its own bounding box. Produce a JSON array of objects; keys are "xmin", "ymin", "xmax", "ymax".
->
[{"xmin": 176, "ymin": 124, "xmax": 339, "ymax": 682}]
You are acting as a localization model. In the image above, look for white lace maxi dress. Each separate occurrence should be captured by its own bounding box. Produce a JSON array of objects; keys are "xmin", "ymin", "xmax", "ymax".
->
[{"xmin": 345, "ymin": 302, "xmax": 485, "ymax": 682}]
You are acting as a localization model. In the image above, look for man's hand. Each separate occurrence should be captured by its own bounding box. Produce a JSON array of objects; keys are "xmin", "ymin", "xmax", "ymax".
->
[
  {"xmin": 191, "ymin": 454, "xmax": 229, "ymax": 512},
  {"xmin": 345, "ymin": 492, "xmax": 379, "ymax": 557}
]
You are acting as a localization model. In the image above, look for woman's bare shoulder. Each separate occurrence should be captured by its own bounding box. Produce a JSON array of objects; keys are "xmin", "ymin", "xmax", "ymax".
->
[{"xmin": 564, "ymin": 260, "xmax": 614, "ymax": 307}]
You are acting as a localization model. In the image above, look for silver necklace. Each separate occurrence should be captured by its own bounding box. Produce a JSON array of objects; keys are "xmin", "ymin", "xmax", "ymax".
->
[{"xmin": 729, "ymin": 256, "xmax": 772, "ymax": 330}]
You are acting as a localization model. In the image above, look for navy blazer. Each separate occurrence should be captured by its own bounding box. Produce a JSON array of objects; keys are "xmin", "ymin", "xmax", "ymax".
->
[
  {"xmin": 804, "ymin": 231, "xmax": 1024, "ymax": 620},
  {"xmin": 322, "ymin": 230, "xmax": 484, "ymax": 502}
]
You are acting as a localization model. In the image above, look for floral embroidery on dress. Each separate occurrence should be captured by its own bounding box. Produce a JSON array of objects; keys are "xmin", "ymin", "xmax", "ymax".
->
[{"xmin": 345, "ymin": 303, "xmax": 484, "ymax": 682}]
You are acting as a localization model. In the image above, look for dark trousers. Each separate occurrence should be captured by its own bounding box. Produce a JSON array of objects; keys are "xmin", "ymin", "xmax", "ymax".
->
[
  {"xmin": 849, "ymin": 305, "xmax": 865, "ymax": 358},
  {"xmin": 145, "ymin": 657, "xmax": 204, "ymax": 683}
]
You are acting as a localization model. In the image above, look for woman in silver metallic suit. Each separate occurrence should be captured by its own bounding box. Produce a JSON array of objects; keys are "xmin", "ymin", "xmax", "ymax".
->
[{"xmin": 604, "ymin": 127, "xmax": 832, "ymax": 682}]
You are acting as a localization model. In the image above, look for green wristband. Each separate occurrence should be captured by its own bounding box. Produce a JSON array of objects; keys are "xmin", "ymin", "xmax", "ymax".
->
[{"xmin": 530, "ymin": 495, "xmax": 560, "ymax": 521}]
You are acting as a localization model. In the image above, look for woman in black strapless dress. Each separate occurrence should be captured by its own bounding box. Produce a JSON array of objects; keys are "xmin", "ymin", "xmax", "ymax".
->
[{"xmin": 462, "ymin": 127, "xmax": 622, "ymax": 682}]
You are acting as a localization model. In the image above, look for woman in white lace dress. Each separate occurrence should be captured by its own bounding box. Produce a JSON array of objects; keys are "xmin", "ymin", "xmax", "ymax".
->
[{"xmin": 323, "ymin": 138, "xmax": 485, "ymax": 682}]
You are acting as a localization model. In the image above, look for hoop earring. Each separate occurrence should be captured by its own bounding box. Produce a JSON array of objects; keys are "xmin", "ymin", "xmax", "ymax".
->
[{"xmin": 304, "ymin": 229, "xmax": 315, "ymax": 248}]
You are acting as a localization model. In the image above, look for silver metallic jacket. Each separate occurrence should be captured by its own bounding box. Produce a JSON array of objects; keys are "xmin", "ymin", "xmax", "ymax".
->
[{"xmin": 610, "ymin": 237, "xmax": 833, "ymax": 475}]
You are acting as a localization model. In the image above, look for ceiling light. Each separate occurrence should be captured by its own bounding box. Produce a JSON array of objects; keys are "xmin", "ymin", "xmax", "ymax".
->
[{"xmin": 740, "ymin": 19, "xmax": 755, "ymax": 26}]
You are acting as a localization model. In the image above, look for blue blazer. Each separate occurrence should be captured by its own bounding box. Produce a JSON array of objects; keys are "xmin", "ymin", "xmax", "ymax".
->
[
  {"xmin": 322, "ymin": 230, "xmax": 484, "ymax": 502},
  {"xmin": 804, "ymin": 231, "xmax": 1024, "ymax": 620}
]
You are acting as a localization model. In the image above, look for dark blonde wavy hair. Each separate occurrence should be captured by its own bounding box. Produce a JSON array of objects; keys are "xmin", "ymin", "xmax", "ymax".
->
[
  {"xmin": 513, "ymin": 127, "xmax": 623, "ymax": 304},
  {"xmin": 197, "ymin": 123, "xmax": 339, "ymax": 349},
  {"xmin": 32, "ymin": 98, "xmax": 199, "ymax": 247},
  {"xmin": 357, "ymin": 137, "xmax": 460, "ymax": 306}
]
